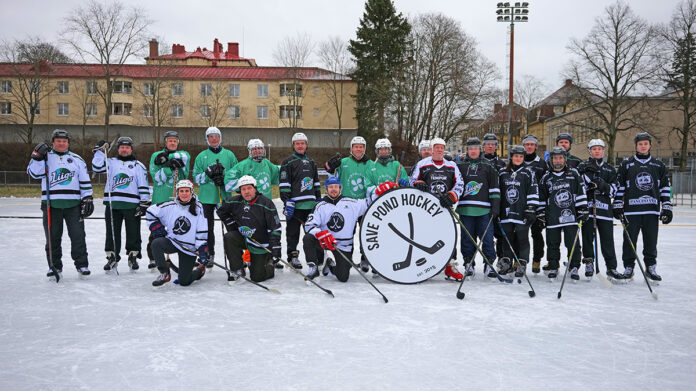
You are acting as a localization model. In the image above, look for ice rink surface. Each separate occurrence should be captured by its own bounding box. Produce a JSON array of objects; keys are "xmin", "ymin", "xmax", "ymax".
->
[{"xmin": 1, "ymin": 197, "xmax": 695, "ymax": 391}]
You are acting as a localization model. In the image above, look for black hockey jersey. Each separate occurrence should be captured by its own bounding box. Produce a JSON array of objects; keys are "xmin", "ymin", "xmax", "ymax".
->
[
  {"xmin": 455, "ymin": 157, "xmax": 500, "ymax": 216},
  {"xmin": 538, "ymin": 168, "xmax": 588, "ymax": 229},
  {"xmin": 216, "ymin": 194, "xmax": 282, "ymax": 255},
  {"xmin": 499, "ymin": 165, "xmax": 538, "ymax": 225},
  {"xmin": 523, "ymin": 153, "xmax": 548, "ymax": 185},
  {"xmin": 409, "ymin": 157, "xmax": 464, "ymax": 198},
  {"xmin": 279, "ymin": 153, "xmax": 321, "ymax": 209},
  {"xmin": 577, "ymin": 158, "xmax": 617, "ymax": 221},
  {"xmin": 566, "ymin": 153, "xmax": 582, "ymax": 169},
  {"xmin": 614, "ymin": 155, "xmax": 671, "ymax": 216},
  {"xmin": 483, "ymin": 153, "xmax": 506, "ymax": 173}
]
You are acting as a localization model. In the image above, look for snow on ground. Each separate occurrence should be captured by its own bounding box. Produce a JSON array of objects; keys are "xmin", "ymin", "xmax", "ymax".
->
[{"xmin": 1, "ymin": 197, "xmax": 695, "ymax": 390}]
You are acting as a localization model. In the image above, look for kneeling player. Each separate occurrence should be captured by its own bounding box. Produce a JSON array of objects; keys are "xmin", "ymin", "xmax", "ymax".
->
[{"xmin": 146, "ymin": 180, "xmax": 208, "ymax": 287}]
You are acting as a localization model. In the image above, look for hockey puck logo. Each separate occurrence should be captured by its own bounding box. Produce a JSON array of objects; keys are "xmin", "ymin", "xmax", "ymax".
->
[
  {"xmin": 328, "ymin": 212, "xmax": 345, "ymax": 232},
  {"xmin": 554, "ymin": 189, "xmax": 572, "ymax": 208},
  {"xmin": 506, "ymin": 187, "xmax": 519, "ymax": 204},
  {"xmin": 172, "ymin": 216, "xmax": 191, "ymax": 235},
  {"xmin": 559, "ymin": 209, "xmax": 575, "ymax": 224},
  {"xmin": 360, "ymin": 187, "xmax": 456, "ymax": 284},
  {"xmin": 636, "ymin": 172, "xmax": 654, "ymax": 191}
]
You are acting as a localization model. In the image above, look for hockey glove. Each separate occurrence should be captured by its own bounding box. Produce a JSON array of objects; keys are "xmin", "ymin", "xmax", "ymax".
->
[
  {"xmin": 375, "ymin": 181, "xmax": 397, "ymax": 196},
  {"xmin": 31, "ymin": 142, "xmax": 50, "ymax": 161},
  {"xmin": 397, "ymin": 178, "xmax": 410, "ymax": 187},
  {"xmin": 197, "ymin": 244, "xmax": 210, "ymax": 264},
  {"xmin": 315, "ymin": 230, "xmax": 337, "ymax": 251},
  {"xmin": 524, "ymin": 207, "xmax": 537, "ymax": 226},
  {"xmin": 154, "ymin": 151, "xmax": 169, "ymax": 166},
  {"xmin": 438, "ymin": 191, "xmax": 458, "ymax": 208},
  {"xmin": 660, "ymin": 203, "xmax": 673, "ymax": 225},
  {"xmin": 612, "ymin": 200, "xmax": 624, "ymax": 221},
  {"xmin": 283, "ymin": 200, "xmax": 295, "ymax": 219},
  {"xmin": 134, "ymin": 201, "xmax": 150, "ymax": 218},
  {"xmin": 80, "ymin": 196, "xmax": 94, "ymax": 218},
  {"xmin": 325, "ymin": 154, "xmax": 342, "ymax": 173},
  {"xmin": 490, "ymin": 197, "xmax": 501, "ymax": 220},
  {"xmin": 536, "ymin": 210, "xmax": 546, "ymax": 229},
  {"xmin": 577, "ymin": 207, "xmax": 590, "ymax": 223},
  {"xmin": 166, "ymin": 158, "xmax": 185, "ymax": 169},
  {"xmin": 149, "ymin": 220, "xmax": 166, "ymax": 238},
  {"xmin": 92, "ymin": 140, "xmax": 109, "ymax": 153},
  {"xmin": 413, "ymin": 180, "xmax": 428, "ymax": 192}
]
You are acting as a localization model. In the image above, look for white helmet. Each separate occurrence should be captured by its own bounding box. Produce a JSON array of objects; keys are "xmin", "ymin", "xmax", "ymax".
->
[
  {"xmin": 247, "ymin": 138, "xmax": 265, "ymax": 161},
  {"xmin": 237, "ymin": 175, "xmax": 257, "ymax": 190},
  {"xmin": 431, "ymin": 137, "xmax": 446, "ymax": 148},
  {"xmin": 418, "ymin": 140, "xmax": 431, "ymax": 151},
  {"xmin": 292, "ymin": 132, "xmax": 308, "ymax": 144},
  {"xmin": 175, "ymin": 179, "xmax": 194, "ymax": 191},
  {"xmin": 205, "ymin": 127, "xmax": 221, "ymax": 146},
  {"xmin": 375, "ymin": 138, "xmax": 392, "ymax": 154},
  {"xmin": 350, "ymin": 136, "xmax": 366, "ymax": 148},
  {"xmin": 588, "ymin": 139, "xmax": 606, "ymax": 151}
]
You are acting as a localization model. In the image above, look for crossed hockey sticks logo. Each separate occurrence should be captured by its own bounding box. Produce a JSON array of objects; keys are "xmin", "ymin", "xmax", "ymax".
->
[{"xmin": 387, "ymin": 212, "xmax": 445, "ymax": 271}]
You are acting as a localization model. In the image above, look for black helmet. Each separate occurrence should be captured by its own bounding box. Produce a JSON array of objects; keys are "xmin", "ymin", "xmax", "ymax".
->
[
  {"xmin": 634, "ymin": 132, "xmax": 652, "ymax": 144},
  {"xmin": 483, "ymin": 133, "xmax": 498, "ymax": 144},
  {"xmin": 163, "ymin": 130, "xmax": 179, "ymax": 142},
  {"xmin": 508, "ymin": 145, "xmax": 525, "ymax": 158},
  {"xmin": 556, "ymin": 133, "xmax": 573, "ymax": 145},
  {"xmin": 466, "ymin": 137, "xmax": 482, "ymax": 147},
  {"xmin": 549, "ymin": 146, "xmax": 567, "ymax": 170},
  {"xmin": 51, "ymin": 129, "xmax": 69, "ymax": 142},
  {"xmin": 117, "ymin": 136, "xmax": 134, "ymax": 147}
]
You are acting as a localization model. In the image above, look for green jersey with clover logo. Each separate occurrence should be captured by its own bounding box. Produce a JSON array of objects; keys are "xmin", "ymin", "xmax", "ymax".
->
[
  {"xmin": 149, "ymin": 149, "xmax": 191, "ymax": 204},
  {"xmin": 192, "ymin": 147, "xmax": 238, "ymax": 204},
  {"xmin": 224, "ymin": 157, "xmax": 279, "ymax": 199},
  {"xmin": 334, "ymin": 156, "xmax": 376, "ymax": 199},
  {"xmin": 371, "ymin": 158, "xmax": 408, "ymax": 185}
]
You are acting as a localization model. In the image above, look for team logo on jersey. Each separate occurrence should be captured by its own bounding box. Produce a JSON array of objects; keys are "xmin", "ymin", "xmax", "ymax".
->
[
  {"xmin": 280, "ymin": 171, "xmax": 287, "ymax": 180},
  {"xmin": 430, "ymin": 181, "xmax": 447, "ymax": 194},
  {"xmin": 172, "ymin": 216, "xmax": 191, "ymax": 235},
  {"xmin": 554, "ymin": 189, "xmax": 572, "ymax": 208},
  {"xmin": 348, "ymin": 173, "xmax": 365, "ymax": 192},
  {"xmin": 506, "ymin": 187, "xmax": 519, "ymax": 204},
  {"xmin": 360, "ymin": 187, "xmax": 456, "ymax": 284},
  {"xmin": 636, "ymin": 172, "xmax": 654, "ymax": 191},
  {"xmin": 50, "ymin": 168, "xmax": 74, "ymax": 186},
  {"xmin": 300, "ymin": 177, "xmax": 313, "ymax": 192},
  {"xmin": 238, "ymin": 226, "xmax": 256, "ymax": 237},
  {"xmin": 112, "ymin": 173, "xmax": 133, "ymax": 190},
  {"xmin": 328, "ymin": 212, "xmax": 345, "ymax": 232},
  {"xmin": 257, "ymin": 172, "xmax": 270, "ymax": 193},
  {"xmin": 464, "ymin": 181, "xmax": 482, "ymax": 197},
  {"xmin": 559, "ymin": 209, "xmax": 575, "ymax": 224}
]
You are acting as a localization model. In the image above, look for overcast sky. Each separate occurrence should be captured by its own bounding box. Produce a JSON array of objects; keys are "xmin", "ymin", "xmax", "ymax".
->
[{"xmin": 0, "ymin": 0, "xmax": 682, "ymax": 95}]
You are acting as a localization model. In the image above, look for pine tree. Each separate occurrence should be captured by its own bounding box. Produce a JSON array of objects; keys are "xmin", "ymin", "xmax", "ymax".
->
[{"xmin": 667, "ymin": 32, "xmax": 696, "ymax": 171}]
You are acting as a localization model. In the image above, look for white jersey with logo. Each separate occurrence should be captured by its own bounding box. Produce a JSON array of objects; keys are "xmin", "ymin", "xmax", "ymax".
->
[
  {"xmin": 146, "ymin": 198, "xmax": 207, "ymax": 256},
  {"xmin": 27, "ymin": 150, "xmax": 92, "ymax": 203},
  {"xmin": 305, "ymin": 195, "xmax": 375, "ymax": 252},
  {"xmin": 92, "ymin": 150, "xmax": 150, "ymax": 206}
]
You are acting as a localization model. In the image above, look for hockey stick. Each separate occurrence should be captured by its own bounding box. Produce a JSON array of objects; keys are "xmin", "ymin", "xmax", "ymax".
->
[
  {"xmin": 450, "ymin": 211, "xmax": 513, "ymax": 284},
  {"xmin": 455, "ymin": 214, "xmax": 496, "ymax": 299},
  {"xmin": 591, "ymin": 192, "xmax": 612, "ymax": 288},
  {"xmin": 102, "ymin": 144, "xmax": 119, "ymax": 276},
  {"xmin": 213, "ymin": 261, "xmax": 280, "ymax": 294},
  {"xmin": 620, "ymin": 220, "xmax": 658, "ymax": 300},
  {"xmin": 333, "ymin": 248, "xmax": 389, "ymax": 303},
  {"xmin": 165, "ymin": 168, "xmax": 179, "ymax": 266},
  {"xmin": 388, "ymin": 220, "xmax": 445, "ymax": 254},
  {"xmin": 392, "ymin": 212, "xmax": 415, "ymax": 271},
  {"xmin": 246, "ymin": 237, "xmax": 334, "ymax": 298},
  {"xmin": 44, "ymin": 160, "xmax": 60, "ymax": 283},
  {"xmin": 557, "ymin": 221, "xmax": 583, "ymax": 299},
  {"xmin": 496, "ymin": 221, "xmax": 535, "ymax": 298}
]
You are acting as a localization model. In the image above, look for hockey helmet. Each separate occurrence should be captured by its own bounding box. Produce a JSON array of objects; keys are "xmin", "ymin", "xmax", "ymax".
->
[
  {"xmin": 52, "ymin": 129, "xmax": 70, "ymax": 141},
  {"xmin": 508, "ymin": 145, "xmax": 525, "ymax": 158},
  {"xmin": 247, "ymin": 138, "xmax": 265, "ymax": 161},
  {"xmin": 522, "ymin": 134, "xmax": 538, "ymax": 145},
  {"xmin": 587, "ymin": 139, "xmax": 606, "ymax": 151},
  {"xmin": 117, "ymin": 136, "xmax": 134, "ymax": 147},
  {"xmin": 375, "ymin": 138, "xmax": 392, "ymax": 154},
  {"xmin": 482, "ymin": 133, "xmax": 498, "ymax": 145},
  {"xmin": 324, "ymin": 176, "xmax": 342, "ymax": 189},
  {"xmin": 350, "ymin": 136, "xmax": 367, "ymax": 148},
  {"xmin": 237, "ymin": 175, "xmax": 257, "ymax": 190},
  {"xmin": 556, "ymin": 132, "xmax": 573, "ymax": 145},
  {"xmin": 163, "ymin": 130, "xmax": 179, "ymax": 142},
  {"xmin": 292, "ymin": 132, "xmax": 308, "ymax": 144},
  {"xmin": 634, "ymin": 132, "xmax": 652, "ymax": 144},
  {"xmin": 176, "ymin": 179, "xmax": 194, "ymax": 191}
]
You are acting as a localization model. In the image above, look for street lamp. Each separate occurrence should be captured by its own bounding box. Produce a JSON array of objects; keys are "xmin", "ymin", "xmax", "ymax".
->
[{"xmin": 497, "ymin": 1, "xmax": 529, "ymax": 153}]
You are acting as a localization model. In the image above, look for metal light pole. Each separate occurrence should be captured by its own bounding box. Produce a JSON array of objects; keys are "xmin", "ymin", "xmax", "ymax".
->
[{"xmin": 497, "ymin": 2, "xmax": 529, "ymax": 153}]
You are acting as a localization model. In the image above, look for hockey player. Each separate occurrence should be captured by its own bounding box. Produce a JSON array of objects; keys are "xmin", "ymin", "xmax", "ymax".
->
[
  {"xmin": 455, "ymin": 137, "xmax": 501, "ymax": 279},
  {"xmin": 27, "ymin": 129, "xmax": 93, "ymax": 278},
  {"xmin": 521, "ymin": 134, "xmax": 548, "ymax": 273},
  {"xmin": 577, "ymin": 139, "xmax": 625, "ymax": 281},
  {"xmin": 537, "ymin": 147, "xmax": 589, "ymax": 280},
  {"xmin": 225, "ymin": 138, "xmax": 279, "ymax": 200},
  {"xmin": 92, "ymin": 136, "xmax": 150, "ymax": 272},
  {"xmin": 613, "ymin": 132, "xmax": 671, "ymax": 281},
  {"xmin": 192, "ymin": 127, "xmax": 238, "ymax": 268},
  {"xmin": 217, "ymin": 175, "xmax": 281, "ymax": 282},
  {"xmin": 302, "ymin": 177, "xmax": 391, "ymax": 281},
  {"xmin": 372, "ymin": 138, "xmax": 409, "ymax": 187},
  {"xmin": 279, "ymin": 132, "xmax": 321, "ymax": 270},
  {"xmin": 410, "ymin": 137, "xmax": 464, "ymax": 280},
  {"xmin": 555, "ymin": 133, "xmax": 582, "ymax": 169},
  {"xmin": 409, "ymin": 140, "xmax": 433, "ymax": 177},
  {"xmin": 146, "ymin": 179, "xmax": 208, "ymax": 287},
  {"xmin": 498, "ymin": 145, "xmax": 539, "ymax": 277},
  {"xmin": 147, "ymin": 130, "xmax": 191, "ymax": 269},
  {"xmin": 482, "ymin": 133, "xmax": 506, "ymax": 172}
]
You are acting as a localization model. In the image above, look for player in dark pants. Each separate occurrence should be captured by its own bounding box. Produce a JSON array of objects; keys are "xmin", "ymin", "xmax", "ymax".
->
[
  {"xmin": 521, "ymin": 134, "xmax": 548, "ymax": 274},
  {"xmin": 482, "ymin": 133, "xmax": 507, "ymax": 265}
]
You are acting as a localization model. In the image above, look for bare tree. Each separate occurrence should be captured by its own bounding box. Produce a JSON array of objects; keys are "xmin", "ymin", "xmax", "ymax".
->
[
  {"xmin": 72, "ymin": 78, "xmax": 100, "ymax": 154},
  {"xmin": 273, "ymin": 32, "xmax": 315, "ymax": 130},
  {"xmin": 200, "ymin": 81, "xmax": 232, "ymax": 129},
  {"xmin": 62, "ymin": 0, "xmax": 151, "ymax": 140},
  {"xmin": 0, "ymin": 37, "xmax": 68, "ymax": 143},
  {"xmin": 515, "ymin": 74, "xmax": 548, "ymax": 132},
  {"xmin": 566, "ymin": 1, "xmax": 663, "ymax": 161},
  {"xmin": 317, "ymin": 36, "xmax": 353, "ymax": 148}
]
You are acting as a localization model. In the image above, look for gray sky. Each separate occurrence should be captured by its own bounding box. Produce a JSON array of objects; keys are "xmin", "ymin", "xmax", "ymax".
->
[{"xmin": 0, "ymin": 0, "xmax": 681, "ymax": 94}]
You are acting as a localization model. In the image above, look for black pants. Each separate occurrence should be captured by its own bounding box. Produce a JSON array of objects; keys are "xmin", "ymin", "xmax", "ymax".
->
[
  {"xmin": 303, "ymin": 235, "xmax": 352, "ymax": 282},
  {"xmin": 202, "ymin": 203, "xmax": 217, "ymax": 256},
  {"xmin": 546, "ymin": 225, "xmax": 581, "ymax": 269},
  {"xmin": 501, "ymin": 223, "xmax": 530, "ymax": 262},
  {"xmin": 531, "ymin": 219, "xmax": 545, "ymax": 262},
  {"xmin": 105, "ymin": 206, "xmax": 142, "ymax": 260},
  {"xmin": 581, "ymin": 217, "xmax": 617, "ymax": 270},
  {"xmin": 302, "ymin": 231, "xmax": 325, "ymax": 266},
  {"xmin": 622, "ymin": 214, "xmax": 659, "ymax": 268},
  {"xmin": 286, "ymin": 209, "xmax": 312, "ymax": 257},
  {"xmin": 223, "ymin": 230, "xmax": 274, "ymax": 282},
  {"xmin": 41, "ymin": 204, "xmax": 88, "ymax": 270},
  {"xmin": 151, "ymin": 237, "xmax": 197, "ymax": 286}
]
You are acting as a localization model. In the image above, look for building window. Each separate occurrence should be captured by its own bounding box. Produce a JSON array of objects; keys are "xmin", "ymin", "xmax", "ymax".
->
[
  {"xmin": 228, "ymin": 105, "xmax": 240, "ymax": 119},
  {"xmin": 86, "ymin": 81, "xmax": 98, "ymax": 95},
  {"xmin": 86, "ymin": 103, "xmax": 97, "ymax": 117},
  {"xmin": 279, "ymin": 105, "xmax": 302, "ymax": 119},
  {"xmin": 313, "ymin": 87, "xmax": 319, "ymax": 95},
  {"xmin": 200, "ymin": 105, "xmax": 211, "ymax": 118},
  {"xmin": 32, "ymin": 102, "xmax": 40, "ymax": 115},
  {"xmin": 112, "ymin": 81, "xmax": 132, "ymax": 94},
  {"xmin": 172, "ymin": 104, "xmax": 183, "ymax": 118},
  {"xmin": 257, "ymin": 84, "xmax": 268, "ymax": 98},
  {"xmin": 58, "ymin": 103, "xmax": 69, "ymax": 116},
  {"xmin": 143, "ymin": 104, "xmax": 153, "ymax": 118},
  {"xmin": 144, "ymin": 83, "xmax": 154, "ymax": 96},
  {"xmin": 229, "ymin": 84, "xmax": 240, "ymax": 97},
  {"xmin": 257, "ymin": 105, "xmax": 268, "ymax": 119},
  {"xmin": 0, "ymin": 102, "xmax": 10, "ymax": 115},
  {"xmin": 280, "ymin": 84, "xmax": 302, "ymax": 97},
  {"xmin": 30, "ymin": 81, "xmax": 41, "ymax": 94},
  {"xmin": 200, "ymin": 83, "xmax": 212, "ymax": 97},
  {"xmin": 313, "ymin": 108, "xmax": 319, "ymax": 117},
  {"xmin": 111, "ymin": 102, "xmax": 132, "ymax": 116},
  {"xmin": 57, "ymin": 81, "xmax": 69, "ymax": 94},
  {"xmin": 1, "ymin": 81, "xmax": 11, "ymax": 94},
  {"xmin": 172, "ymin": 83, "xmax": 183, "ymax": 96}
]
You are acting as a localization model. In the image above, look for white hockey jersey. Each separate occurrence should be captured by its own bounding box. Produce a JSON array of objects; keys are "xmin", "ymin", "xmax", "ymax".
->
[
  {"xmin": 27, "ymin": 150, "xmax": 92, "ymax": 205},
  {"xmin": 146, "ymin": 197, "xmax": 207, "ymax": 256},
  {"xmin": 92, "ymin": 150, "xmax": 150, "ymax": 207},
  {"xmin": 305, "ymin": 194, "xmax": 375, "ymax": 252}
]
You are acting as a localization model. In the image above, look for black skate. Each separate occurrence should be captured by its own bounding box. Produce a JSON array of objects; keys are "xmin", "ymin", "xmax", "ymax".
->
[
  {"xmin": 148, "ymin": 260, "xmax": 157, "ymax": 272},
  {"xmin": 622, "ymin": 266, "xmax": 634, "ymax": 280},
  {"xmin": 306, "ymin": 262, "xmax": 319, "ymax": 280},
  {"xmin": 359, "ymin": 257, "xmax": 370, "ymax": 273},
  {"xmin": 514, "ymin": 260, "xmax": 528, "ymax": 278},
  {"xmin": 484, "ymin": 264, "xmax": 496, "ymax": 279},
  {"xmin": 289, "ymin": 251, "xmax": 302, "ymax": 269},
  {"xmin": 46, "ymin": 267, "xmax": 63, "ymax": 282},
  {"xmin": 547, "ymin": 269, "xmax": 558, "ymax": 280},
  {"xmin": 192, "ymin": 263, "xmax": 206, "ymax": 281},
  {"xmin": 570, "ymin": 267, "xmax": 580, "ymax": 281},
  {"xmin": 127, "ymin": 251, "xmax": 140, "ymax": 271},
  {"xmin": 322, "ymin": 257, "xmax": 335, "ymax": 277},
  {"xmin": 532, "ymin": 259, "xmax": 541, "ymax": 274},
  {"xmin": 77, "ymin": 266, "xmax": 91, "ymax": 277},
  {"xmin": 227, "ymin": 269, "xmax": 243, "ymax": 284},
  {"xmin": 103, "ymin": 252, "xmax": 118, "ymax": 272},
  {"xmin": 152, "ymin": 271, "xmax": 171, "ymax": 287},
  {"xmin": 497, "ymin": 257, "xmax": 513, "ymax": 275},
  {"xmin": 646, "ymin": 265, "xmax": 661, "ymax": 283},
  {"xmin": 605, "ymin": 269, "xmax": 626, "ymax": 283},
  {"xmin": 583, "ymin": 258, "xmax": 594, "ymax": 278}
]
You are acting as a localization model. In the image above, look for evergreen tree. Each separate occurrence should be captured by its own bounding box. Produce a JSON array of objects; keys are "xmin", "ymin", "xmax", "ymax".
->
[{"xmin": 666, "ymin": 32, "xmax": 696, "ymax": 171}]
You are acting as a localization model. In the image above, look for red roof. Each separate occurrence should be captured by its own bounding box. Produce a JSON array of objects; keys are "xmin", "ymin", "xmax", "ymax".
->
[{"xmin": 0, "ymin": 62, "xmax": 351, "ymax": 82}]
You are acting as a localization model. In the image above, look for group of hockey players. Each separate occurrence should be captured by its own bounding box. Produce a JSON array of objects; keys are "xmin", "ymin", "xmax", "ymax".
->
[{"xmin": 27, "ymin": 125, "xmax": 672, "ymax": 288}]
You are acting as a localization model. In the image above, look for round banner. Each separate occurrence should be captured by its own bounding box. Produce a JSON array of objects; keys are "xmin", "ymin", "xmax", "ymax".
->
[{"xmin": 360, "ymin": 187, "xmax": 457, "ymax": 284}]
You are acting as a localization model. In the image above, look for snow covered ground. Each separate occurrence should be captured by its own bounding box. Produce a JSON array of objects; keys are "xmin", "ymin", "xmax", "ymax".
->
[{"xmin": 1, "ymin": 197, "xmax": 695, "ymax": 391}]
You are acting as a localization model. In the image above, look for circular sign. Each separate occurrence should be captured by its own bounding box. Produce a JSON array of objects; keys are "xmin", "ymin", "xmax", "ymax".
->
[{"xmin": 360, "ymin": 187, "xmax": 457, "ymax": 284}]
